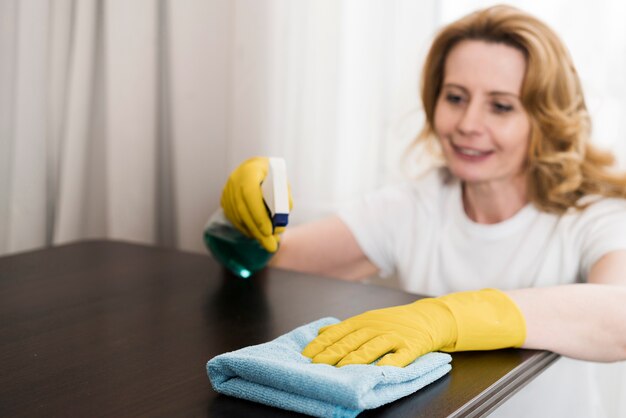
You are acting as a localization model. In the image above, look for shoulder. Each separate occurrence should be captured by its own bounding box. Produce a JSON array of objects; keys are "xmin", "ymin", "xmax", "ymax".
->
[
  {"xmin": 570, "ymin": 196, "xmax": 626, "ymax": 223},
  {"xmin": 561, "ymin": 196, "xmax": 626, "ymax": 278},
  {"xmin": 557, "ymin": 196, "xmax": 626, "ymax": 237}
]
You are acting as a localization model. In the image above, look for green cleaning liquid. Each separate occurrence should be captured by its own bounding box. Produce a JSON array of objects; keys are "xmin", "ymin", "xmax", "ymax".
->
[{"xmin": 204, "ymin": 210, "xmax": 273, "ymax": 278}]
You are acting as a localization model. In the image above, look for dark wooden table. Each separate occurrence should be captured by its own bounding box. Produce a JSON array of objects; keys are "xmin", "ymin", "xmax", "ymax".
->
[{"xmin": 0, "ymin": 241, "xmax": 558, "ymax": 417}]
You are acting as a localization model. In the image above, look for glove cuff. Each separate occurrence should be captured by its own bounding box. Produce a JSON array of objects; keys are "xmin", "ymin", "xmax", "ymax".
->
[{"xmin": 438, "ymin": 288, "xmax": 527, "ymax": 352}]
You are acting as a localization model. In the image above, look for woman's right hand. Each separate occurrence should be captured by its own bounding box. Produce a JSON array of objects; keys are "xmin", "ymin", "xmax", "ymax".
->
[{"xmin": 221, "ymin": 157, "xmax": 288, "ymax": 253}]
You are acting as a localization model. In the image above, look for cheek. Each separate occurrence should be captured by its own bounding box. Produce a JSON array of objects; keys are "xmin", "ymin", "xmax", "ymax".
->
[{"xmin": 501, "ymin": 120, "xmax": 531, "ymax": 160}]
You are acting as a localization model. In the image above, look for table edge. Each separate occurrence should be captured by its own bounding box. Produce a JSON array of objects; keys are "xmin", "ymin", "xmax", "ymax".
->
[{"xmin": 448, "ymin": 351, "xmax": 560, "ymax": 418}]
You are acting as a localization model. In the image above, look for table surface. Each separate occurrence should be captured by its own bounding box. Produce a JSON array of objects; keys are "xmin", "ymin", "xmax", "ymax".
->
[{"xmin": 0, "ymin": 241, "xmax": 558, "ymax": 417}]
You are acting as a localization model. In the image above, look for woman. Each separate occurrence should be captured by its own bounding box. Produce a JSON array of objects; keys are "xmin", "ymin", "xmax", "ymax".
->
[{"xmin": 219, "ymin": 5, "xmax": 626, "ymax": 416}]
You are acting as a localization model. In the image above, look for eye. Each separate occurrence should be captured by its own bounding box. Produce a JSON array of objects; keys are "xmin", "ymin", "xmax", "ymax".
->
[
  {"xmin": 445, "ymin": 93, "xmax": 464, "ymax": 105},
  {"xmin": 492, "ymin": 102, "xmax": 514, "ymax": 113}
]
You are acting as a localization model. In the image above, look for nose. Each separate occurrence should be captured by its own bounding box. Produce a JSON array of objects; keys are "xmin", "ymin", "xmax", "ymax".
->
[{"xmin": 457, "ymin": 100, "xmax": 484, "ymax": 136}]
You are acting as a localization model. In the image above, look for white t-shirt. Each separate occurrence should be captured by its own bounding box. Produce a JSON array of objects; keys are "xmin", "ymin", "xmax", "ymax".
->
[
  {"xmin": 338, "ymin": 168, "xmax": 626, "ymax": 417},
  {"xmin": 339, "ymin": 168, "xmax": 626, "ymax": 295}
]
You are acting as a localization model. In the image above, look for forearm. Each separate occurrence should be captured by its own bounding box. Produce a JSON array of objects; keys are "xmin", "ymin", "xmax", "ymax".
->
[
  {"xmin": 506, "ymin": 284, "xmax": 626, "ymax": 362},
  {"xmin": 269, "ymin": 216, "xmax": 378, "ymax": 280}
]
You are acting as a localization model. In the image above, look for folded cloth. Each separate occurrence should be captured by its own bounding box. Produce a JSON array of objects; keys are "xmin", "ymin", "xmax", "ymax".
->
[{"xmin": 207, "ymin": 317, "xmax": 452, "ymax": 418}]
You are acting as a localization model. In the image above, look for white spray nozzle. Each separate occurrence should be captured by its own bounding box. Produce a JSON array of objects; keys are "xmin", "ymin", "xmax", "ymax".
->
[{"xmin": 262, "ymin": 157, "xmax": 290, "ymax": 228}]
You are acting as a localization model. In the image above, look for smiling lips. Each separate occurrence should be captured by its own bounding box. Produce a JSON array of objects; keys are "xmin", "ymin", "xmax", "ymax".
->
[{"xmin": 451, "ymin": 142, "xmax": 494, "ymax": 161}]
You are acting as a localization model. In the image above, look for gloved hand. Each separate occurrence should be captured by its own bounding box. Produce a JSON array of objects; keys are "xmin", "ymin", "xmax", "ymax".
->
[
  {"xmin": 221, "ymin": 157, "xmax": 292, "ymax": 252},
  {"xmin": 302, "ymin": 288, "xmax": 526, "ymax": 367}
]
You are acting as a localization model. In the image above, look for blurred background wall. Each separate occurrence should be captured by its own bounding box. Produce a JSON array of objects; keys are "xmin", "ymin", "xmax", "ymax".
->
[
  {"xmin": 2, "ymin": 0, "xmax": 625, "ymax": 256},
  {"xmin": 1, "ymin": 1, "xmax": 626, "ymax": 414}
]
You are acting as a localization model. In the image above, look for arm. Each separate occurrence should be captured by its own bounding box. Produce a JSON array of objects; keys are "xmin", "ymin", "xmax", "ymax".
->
[
  {"xmin": 302, "ymin": 250, "xmax": 626, "ymax": 367},
  {"xmin": 216, "ymin": 157, "xmax": 379, "ymax": 279},
  {"xmin": 269, "ymin": 215, "xmax": 379, "ymax": 281},
  {"xmin": 506, "ymin": 250, "xmax": 626, "ymax": 362}
]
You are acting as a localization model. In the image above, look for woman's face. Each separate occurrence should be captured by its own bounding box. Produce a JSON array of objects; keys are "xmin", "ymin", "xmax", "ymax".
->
[{"xmin": 434, "ymin": 40, "xmax": 530, "ymax": 187}]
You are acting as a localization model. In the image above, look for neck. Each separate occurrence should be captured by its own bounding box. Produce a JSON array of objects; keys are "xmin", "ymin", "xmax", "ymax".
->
[{"xmin": 462, "ymin": 175, "xmax": 529, "ymax": 224}]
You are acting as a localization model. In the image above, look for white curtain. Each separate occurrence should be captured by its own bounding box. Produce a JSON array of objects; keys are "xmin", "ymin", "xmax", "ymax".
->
[
  {"xmin": 1, "ymin": 0, "xmax": 154, "ymax": 252},
  {"xmin": 1, "ymin": 1, "xmax": 625, "ymax": 415},
  {"xmin": 0, "ymin": 0, "xmax": 436, "ymax": 255}
]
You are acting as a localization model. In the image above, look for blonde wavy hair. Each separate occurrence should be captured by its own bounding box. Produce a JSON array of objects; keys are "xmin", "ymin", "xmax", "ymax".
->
[{"xmin": 416, "ymin": 5, "xmax": 626, "ymax": 214}]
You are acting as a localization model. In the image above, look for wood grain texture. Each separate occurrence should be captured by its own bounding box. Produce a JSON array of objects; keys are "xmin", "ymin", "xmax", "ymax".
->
[{"xmin": 0, "ymin": 241, "xmax": 557, "ymax": 417}]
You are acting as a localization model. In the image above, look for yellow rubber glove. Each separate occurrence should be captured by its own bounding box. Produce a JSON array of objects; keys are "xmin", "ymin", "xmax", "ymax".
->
[
  {"xmin": 302, "ymin": 288, "xmax": 526, "ymax": 367},
  {"xmin": 221, "ymin": 157, "xmax": 292, "ymax": 252}
]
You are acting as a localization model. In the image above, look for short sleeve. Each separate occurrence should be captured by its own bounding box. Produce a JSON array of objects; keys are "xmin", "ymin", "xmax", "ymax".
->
[
  {"xmin": 337, "ymin": 184, "xmax": 416, "ymax": 278},
  {"xmin": 578, "ymin": 198, "xmax": 626, "ymax": 279}
]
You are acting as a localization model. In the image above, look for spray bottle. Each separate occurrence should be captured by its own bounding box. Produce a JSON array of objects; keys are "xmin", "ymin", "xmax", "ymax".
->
[{"xmin": 204, "ymin": 157, "xmax": 290, "ymax": 278}]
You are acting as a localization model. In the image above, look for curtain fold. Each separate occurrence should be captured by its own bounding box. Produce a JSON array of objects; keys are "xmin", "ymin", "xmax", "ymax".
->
[
  {"xmin": 155, "ymin": 0, "xmax": 176, "ymax": 247},
  {"xmin": 0, "ymin": 0, "xmax": 18, "ymax": 254},
  {"xmin": 53, "ymin": 0, "xmax": 107, "ymax": 244},
  {"xmin": 0, "ymin": 0, "xmax": 49, "ymax": 254}
]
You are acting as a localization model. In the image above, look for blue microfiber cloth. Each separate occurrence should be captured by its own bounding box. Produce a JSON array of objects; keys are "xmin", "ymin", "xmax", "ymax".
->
[{"xmin": 207, "ymin": 317, "xmax": 452, "ymax": 418}]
